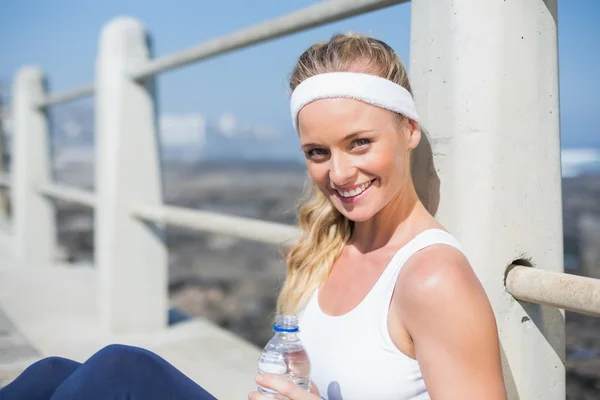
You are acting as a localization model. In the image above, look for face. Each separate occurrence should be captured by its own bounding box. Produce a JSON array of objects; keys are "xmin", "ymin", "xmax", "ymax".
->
[{"xmin": 298, "ymin": 98, "xmax": 420, "ymax": 222}]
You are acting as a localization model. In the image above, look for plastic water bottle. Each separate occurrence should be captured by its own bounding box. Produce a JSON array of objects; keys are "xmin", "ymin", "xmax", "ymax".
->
[{"xmin": 257, "ymin": 315, "xmax": 311, "ymax": 397}]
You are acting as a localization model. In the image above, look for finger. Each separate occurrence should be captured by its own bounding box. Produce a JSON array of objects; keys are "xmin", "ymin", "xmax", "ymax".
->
[
  {"xmin": 310, "ymin": 380, "xmax": 320, "ymax": 396},
  {"xmin": 248, "ymin": 391, "xmax": 270, "ymax": 400},
  {"xmin": 255, "ymin": 374, "xmax": 309, "ymax": 399}
]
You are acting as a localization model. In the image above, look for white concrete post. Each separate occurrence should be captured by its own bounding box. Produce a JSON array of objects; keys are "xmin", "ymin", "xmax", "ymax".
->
[
  {"xmin": 11, "ymin": 67, "xmax": 56, "ymax": 266},
  {"xmin": 410, "ymin": 1, "xmax": 563, "ymax": 399},
  {"xmin": 95, "ymin": 17, "xmax": 167, "ymax": 333}
]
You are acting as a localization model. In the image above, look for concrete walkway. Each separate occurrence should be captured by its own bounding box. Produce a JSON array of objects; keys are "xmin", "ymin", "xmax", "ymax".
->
[
  {"xmin": 0, "ymin": 308, "xmax": 40, "ymax": 388},
  {"xmin": 0, "ymin": 264, "xmax": 261, "ymax": 397}
]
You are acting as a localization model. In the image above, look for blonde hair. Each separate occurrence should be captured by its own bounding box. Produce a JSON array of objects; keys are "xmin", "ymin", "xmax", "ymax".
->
[{"xmin": 277, "ymin": 33, "xmax": 413, "ymax": 314}]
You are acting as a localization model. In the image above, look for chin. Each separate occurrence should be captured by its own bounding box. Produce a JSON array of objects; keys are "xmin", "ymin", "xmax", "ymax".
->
[{"xmin": 339, "ymin": 208, "xmax": 375, "ymax": 223}]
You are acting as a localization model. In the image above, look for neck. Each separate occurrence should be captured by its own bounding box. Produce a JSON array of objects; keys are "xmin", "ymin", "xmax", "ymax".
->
[{"xmin": 350, "ymin": 182, "xmax": 426, "ymax": 253}]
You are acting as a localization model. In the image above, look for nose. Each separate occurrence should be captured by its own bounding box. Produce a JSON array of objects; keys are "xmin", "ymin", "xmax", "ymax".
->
[{"xmin": 329, "ymin": 152, "xmax": 357, "ymax": 187}]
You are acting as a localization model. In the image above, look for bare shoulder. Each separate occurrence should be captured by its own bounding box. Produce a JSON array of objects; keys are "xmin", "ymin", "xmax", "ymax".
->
[
  {"xmin": 394, "ymin": 243, "xmax": 487, "ymax": 314},
  {"xmin": 392, "ymin": 243, "xmax": 507, "ymax": 399}
]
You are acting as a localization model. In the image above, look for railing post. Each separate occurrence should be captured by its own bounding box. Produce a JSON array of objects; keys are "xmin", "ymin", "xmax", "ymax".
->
[
  {"xmin": 11, "ymin": 67, "xmax": 56, "ymax": 266},
  {"xmin": 410, "ymin": 1, "xmax": 563, "ymax": 399},
  {"xmin": 95, "ymin": 17, "xmax": 167, "ymax": 333}
]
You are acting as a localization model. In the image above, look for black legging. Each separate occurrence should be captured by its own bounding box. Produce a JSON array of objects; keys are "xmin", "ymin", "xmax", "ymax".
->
[{"xmin": 0, "ymin": 344, "xmax": 217, "ymax": 400}]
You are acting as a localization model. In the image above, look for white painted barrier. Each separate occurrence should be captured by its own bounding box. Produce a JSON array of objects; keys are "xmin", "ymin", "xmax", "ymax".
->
[
  {"xmin": 11, "ymin": 67, "xmax": 56, "ymax": 267},
  {"xmin": 0, "ymin": 2, "xmax": 598, "ymax": 398},
  {"xmin": 409, "ymin": 1, "xmax": 564, "ymax": 397},
  {"xmin": 94, "ymin": 18, "xmax": 168, "ymax": 333}
]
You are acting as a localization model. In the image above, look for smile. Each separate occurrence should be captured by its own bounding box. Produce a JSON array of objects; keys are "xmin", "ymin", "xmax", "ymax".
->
[{"xmin": 333, "ymin": 179, "xmax": 376, "ymax": 202}]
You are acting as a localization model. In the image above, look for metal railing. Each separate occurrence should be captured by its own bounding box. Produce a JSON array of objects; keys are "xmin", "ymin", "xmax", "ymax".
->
[
  {"xmin": 131, "ymin": 0, "xmax": 409, "ymax": 80},
  {"xmin": 36, "ymin": 84, "xmax": 95, "ymax": 108},
  {"xmin": 1, "ymin": 0, "xmax": 597, "ymax": 322},
  {"xmin": 2, "ymin": 0, "xmax": 412, "ymax": 243},
  {"xmin": 1, "ymin": 0, "xmax": 417, "ymax": 334},
  {"xmin": 1, "ymin": 0, "xmax": 596, "ymax": 313},
  {"xmin": 0, "ymin": 2, "xmax": 596, "ymax": 396},
  {"xmin": 506, "ymin": 265, "xmax": 600, "ymax": 317},
  {"xmin": 132, "ymin": 204, "xmax": 299, "ymax": 246},
  {"xmin": 38, "ymin": 182, "xmax": 96, "ymax": 207}
]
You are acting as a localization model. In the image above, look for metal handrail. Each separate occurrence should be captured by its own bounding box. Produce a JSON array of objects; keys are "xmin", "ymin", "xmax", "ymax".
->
[
  {"xmin": 132, "ymin": 203, "xmax": 300, "ymax": 246},
  {"xmin": 505, "ymin": 265, "xmax": 600, "ymax": 317},
  {"xmin": 38, "ymin": 182, "xmax": 96, "ymax": 207},
  {"xmin": 36, "ymin": 84, "xmax": 95, "ymax": 108},
  {"xmin": 19, "ymin": 0, "xmax": 410, "ymax": 107},
  {"xmin": 130, "ymin": 0, "xmax": 408, "ymax": 80},
  {"xmin": 6, "ymin": 0, "xmax": 599, "ymax": 325}
]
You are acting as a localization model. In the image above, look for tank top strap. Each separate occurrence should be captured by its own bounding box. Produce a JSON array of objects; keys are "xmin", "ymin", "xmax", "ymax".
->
[
  {"xmin": 371, "ymin": 229, "xmax": 466, "ymax": 352},
  {"xmin": 379, "ymin": 228, "xmax": 464, "ymax": 288},
  {"xmin": 300, "ymin": 229, "xmax": 465, "ymax": 326}
]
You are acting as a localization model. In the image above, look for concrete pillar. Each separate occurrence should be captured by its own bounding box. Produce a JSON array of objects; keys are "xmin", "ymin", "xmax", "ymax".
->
[
  {"xmin": 94, "ymin": 17, "xmax": 167, "ymax": 333},
  {"xmin": 11, "ymin": 67, "xmax": 56, "ymax": 266},
  {"xmin": 410, "ymin": 1, "xmax": 564, "ymax": 399}
]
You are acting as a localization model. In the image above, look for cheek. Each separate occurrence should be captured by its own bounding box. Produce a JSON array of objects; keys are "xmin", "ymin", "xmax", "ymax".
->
[
  {"xmin": 366, "ymin": 148, "xmax": 407, "ymax": 187},
  {"xmin": 361, "ymin": 148, "xmax": 401, "ymax": 177},
  {"xmin": 306, "ymin": 164, "xmax": 330, "ymax": 190}
]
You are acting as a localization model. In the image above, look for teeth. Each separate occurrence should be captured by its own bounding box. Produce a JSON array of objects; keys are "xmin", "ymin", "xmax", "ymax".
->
[{"xmin": 337, "ymin": 180, "xmax": 372, "ymax": 198}]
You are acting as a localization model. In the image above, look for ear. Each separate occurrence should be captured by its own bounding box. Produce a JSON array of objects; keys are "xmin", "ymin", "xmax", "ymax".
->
[{"xmin": 406, "ymin": 118, "xmax": 421, "ymax": 150}]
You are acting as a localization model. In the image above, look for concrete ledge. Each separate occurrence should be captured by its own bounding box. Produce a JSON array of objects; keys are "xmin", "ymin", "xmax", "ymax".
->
[{"xmin": 0, "ymin": 264, "xmax": 261, "ymax": 398}]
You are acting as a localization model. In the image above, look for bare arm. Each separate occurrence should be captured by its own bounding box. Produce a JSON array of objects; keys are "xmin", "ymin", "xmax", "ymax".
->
[{"xmin": 395, "ymin": 245, "xmax": 507, "ymax": 399}]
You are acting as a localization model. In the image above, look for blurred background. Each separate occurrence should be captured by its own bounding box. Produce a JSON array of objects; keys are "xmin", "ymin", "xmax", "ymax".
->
[{"xmin": 0, "ymin": 1, "xmax": 599, "ymax": 398}]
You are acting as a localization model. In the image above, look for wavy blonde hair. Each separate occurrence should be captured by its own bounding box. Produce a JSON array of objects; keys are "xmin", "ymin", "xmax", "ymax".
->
[{"xmin": 277, "ymin": 33, "xmax": 413, "ymax": 315}]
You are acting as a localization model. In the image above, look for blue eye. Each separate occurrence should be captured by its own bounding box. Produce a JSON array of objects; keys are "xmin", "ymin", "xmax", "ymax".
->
[
  {"xmin": 353, "ymin": 138, "xmax": 371, "ymax": 147},
  {"xmin": 306, "ymin": 148, "xmax": 329, "ymax": 159}
]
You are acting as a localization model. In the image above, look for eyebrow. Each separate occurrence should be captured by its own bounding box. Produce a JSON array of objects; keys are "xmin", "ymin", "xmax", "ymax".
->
[{"xmin": 301, "ymin": 129, "xmax": 374, "ymax": 150}]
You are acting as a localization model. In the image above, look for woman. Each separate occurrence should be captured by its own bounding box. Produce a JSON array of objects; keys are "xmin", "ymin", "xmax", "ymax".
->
[
  {"xmin": 250, "ymin": 33, "xmax": 506, "ymax": 400},
  {"xmin": 0, "ymin": 33, "xmax": 506, "ymax": 400}
]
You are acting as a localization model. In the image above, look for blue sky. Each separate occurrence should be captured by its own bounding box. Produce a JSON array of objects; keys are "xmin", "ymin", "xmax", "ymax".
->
[{"xmin": 0, "ymin": 0, "xmax": 599, "ymax": 149}]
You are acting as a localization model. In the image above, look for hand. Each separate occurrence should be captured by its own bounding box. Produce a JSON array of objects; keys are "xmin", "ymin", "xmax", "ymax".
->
[{"xmin": 248, "ymin": 374, "xmax": 320, "ymax": 400}]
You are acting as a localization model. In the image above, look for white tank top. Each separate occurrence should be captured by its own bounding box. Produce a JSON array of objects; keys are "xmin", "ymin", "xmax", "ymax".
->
[{"xmin": 298, "ymin": 229, "xmax": 465, "ymax": 400}]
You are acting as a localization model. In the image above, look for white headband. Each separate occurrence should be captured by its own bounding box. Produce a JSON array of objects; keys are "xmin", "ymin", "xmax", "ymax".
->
[{"xmin": 290, "ymin": 72, "xmax": 420, "ymax": 131}]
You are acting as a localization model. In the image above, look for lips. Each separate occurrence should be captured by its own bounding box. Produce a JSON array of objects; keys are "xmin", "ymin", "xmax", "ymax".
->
[{"xmin": 332, "ymin": 179, "xmax": 376, "ymax": 203}]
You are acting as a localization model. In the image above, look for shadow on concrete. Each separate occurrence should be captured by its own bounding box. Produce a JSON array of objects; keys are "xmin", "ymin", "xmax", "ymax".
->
[{"xmin": 411, "ymin": 127, "xmax": 440, "ymax": 216}]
